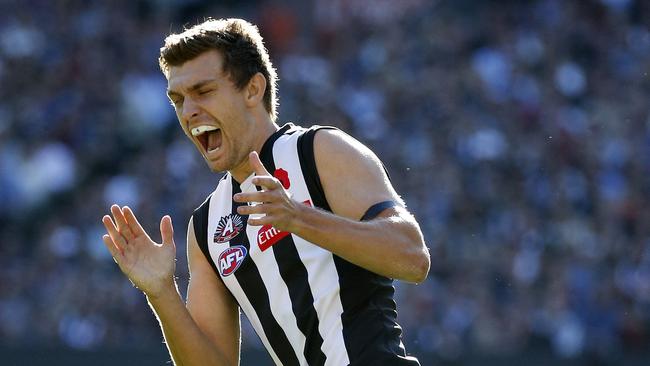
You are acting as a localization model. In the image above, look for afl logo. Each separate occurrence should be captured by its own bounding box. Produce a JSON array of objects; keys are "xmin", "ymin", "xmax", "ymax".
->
[
  {"xmin": 213, "ymin": 214, "xmax": 243, "ymax": 243},
  {"xmin": 218, "ymin": 246, "xmax": 247, "ymax": 276}
]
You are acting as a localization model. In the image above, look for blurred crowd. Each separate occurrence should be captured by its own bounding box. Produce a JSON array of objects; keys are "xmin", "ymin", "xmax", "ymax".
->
[{"xmin": 1, "ymin": 0, "xmax": 650, "ymax": 362}]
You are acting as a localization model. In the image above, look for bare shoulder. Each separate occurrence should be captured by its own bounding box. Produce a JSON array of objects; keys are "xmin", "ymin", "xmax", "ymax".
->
[
  {"xmin": 312, "ymin": 128, "xmax": 403, "ymax": 220},
  {"xmin": 313, "ymin": 128, "xmax": 381, "ymax": 169}
]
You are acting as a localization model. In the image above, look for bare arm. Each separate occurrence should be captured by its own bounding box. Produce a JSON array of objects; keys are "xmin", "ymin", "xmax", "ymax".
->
[
  {"xmin": 234, "ymin": 130, "xmax": 430, "ymax": 283},
  {"xmin": 285, "ymin": 204, "xmax": 427, "ymax": 283},
  {"xmin": 182, "ymin": 217, "xmax": 241, "ymax": 365},
  {"xmin": 102, "ymin": 206, "xmax": 239, "ymax": 365}
]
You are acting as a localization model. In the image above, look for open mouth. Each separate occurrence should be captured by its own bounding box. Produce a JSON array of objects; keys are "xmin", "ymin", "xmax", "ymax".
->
[{"xmin": 191, "ymin": 125, "xmax": 222, "ymax": 153}]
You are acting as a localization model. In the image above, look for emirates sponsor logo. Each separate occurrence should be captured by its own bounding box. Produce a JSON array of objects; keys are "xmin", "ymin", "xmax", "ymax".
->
[
  {"xmin": 213, "ymin": 214, "xmax": 243, "ymax": 244},
  {"xmin": 257, "ymin": 225, "xmax": 290, "ymax": 251},
  {"xmin": 256, "ymin": 200, "xmax": 312, "ymax": 251},
  {"xmin": 218, "ymin": 246, "xmax": 247, "ymax": 276}
]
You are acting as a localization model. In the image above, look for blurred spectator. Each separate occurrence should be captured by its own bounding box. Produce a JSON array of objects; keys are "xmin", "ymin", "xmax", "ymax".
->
[{"xmin": 1, "ymin": 0, "xmax": 649, "ymax": 362}]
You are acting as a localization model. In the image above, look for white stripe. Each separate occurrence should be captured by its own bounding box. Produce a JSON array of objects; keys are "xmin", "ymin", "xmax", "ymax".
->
[
  {"xmin": 223, "ymin": 274, "xmax": 283, "ymax": 366},
  {"xmin": 241, "ymin": 174, "xmax": 308, "ymax": 365},
  {"xmin": 207, "ymin": 175, "xmax": 232, "ymax": 256},
  {"xmin": 207, "ymin": 176, "xmax": 282, "ymax": 365},
  {"xmin": 291, "ymin": 236, "xmax": 349, "ymax": 366},
  {"xmin": 273, "ymin": 133, "xmax": 350, "ymax": 365}
]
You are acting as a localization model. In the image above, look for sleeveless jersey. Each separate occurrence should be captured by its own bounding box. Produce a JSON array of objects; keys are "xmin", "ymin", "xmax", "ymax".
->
[{"xmin": 192, "ymin": 123, "xmax": 420, "ymax": 366}]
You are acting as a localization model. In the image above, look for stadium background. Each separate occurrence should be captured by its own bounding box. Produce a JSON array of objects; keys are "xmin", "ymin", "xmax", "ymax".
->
[{"xmin": 1, "ymin": 0, "xmax": 649, "ymax": 365}]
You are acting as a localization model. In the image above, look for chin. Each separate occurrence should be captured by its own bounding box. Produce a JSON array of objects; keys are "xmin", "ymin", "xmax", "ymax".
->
[
  {"xmin": 204, "ymin": 158, "xmax": 227, "ymax": 173},
  {"xmin": 208, "ymin": 163, "xmax": 227, "ymax": 173}
]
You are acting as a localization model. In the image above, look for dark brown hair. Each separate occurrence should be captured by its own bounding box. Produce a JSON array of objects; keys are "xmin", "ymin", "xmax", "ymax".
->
[{"xmin": 159, "ymin": 18, "xmax": 278, "ymax": 120}]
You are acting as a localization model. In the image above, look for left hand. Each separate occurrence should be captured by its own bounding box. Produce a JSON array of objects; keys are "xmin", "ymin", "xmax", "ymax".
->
[
  {"xmin": 234, "ymin": 151, "xmax": 303, "ymax": 231},
  {"xmin": 101, "ymin": 205, "xmax": 177, "ymax": 298}
]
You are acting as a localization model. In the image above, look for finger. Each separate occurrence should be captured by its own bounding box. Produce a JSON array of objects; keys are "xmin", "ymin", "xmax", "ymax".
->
[
  {"xmin": 102, "ymin": 234, "xmax": 123, "ymax": 258},
  {"xmin": 160, "ymin": 215, "xmax": 175, "ymax": 247},
  {"xmin": 110, "ymin": 205, "xmax": 135, "ymax": 241},
  {"xmin": 251, "ymin": 176, "xmax": 281, "ymax": 190},
  {"xmin": 233, "ymin": 191, "xmax": 276, "ymax": 203},
  {"xmin": 122, "ymin": 206, "xmax": 147, "ymax": 237},
  {"xmin": 102, "ymin": 215, "xmax": 128, "ymax": 249},
  {"xmin": 237, "ymin": 203, "xmax": 274, "ymax": 216},
  {"xmin": 247, "ymin": 215, "xmax": 272, "ymax": 227},
  {"xmin": 249, "ymin": 151, "xmax": 271, "ymax": 177}
]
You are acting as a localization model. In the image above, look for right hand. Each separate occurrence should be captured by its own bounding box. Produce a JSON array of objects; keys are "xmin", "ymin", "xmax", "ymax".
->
[{"xmin": 102, "ymin": 205, "xmax": 176, "ymax": 298}]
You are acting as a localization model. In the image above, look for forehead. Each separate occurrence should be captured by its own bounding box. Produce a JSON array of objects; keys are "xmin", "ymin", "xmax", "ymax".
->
[{"xmin": 167, "ymin": 50, "xmax": 225, "ymax": 91}]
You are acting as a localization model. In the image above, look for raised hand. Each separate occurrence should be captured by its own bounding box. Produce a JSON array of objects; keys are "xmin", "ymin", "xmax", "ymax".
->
[
  {"xmin": 233, "ymin": 151, "xmax": 303, "ymax": 231},
  {"xmin": 102, "ymin": 205, "xmax": 176, "ymax": 297}
]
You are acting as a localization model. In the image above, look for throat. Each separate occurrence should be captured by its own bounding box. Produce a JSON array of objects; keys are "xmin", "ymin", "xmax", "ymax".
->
[{"xmin": 207, "ymin": 130, "xmax": 222, "ymax": 152}]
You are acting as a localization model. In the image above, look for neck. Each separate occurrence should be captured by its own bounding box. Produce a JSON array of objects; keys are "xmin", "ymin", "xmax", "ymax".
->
[{"xmin": 230, "ymin": 119, "xmax": 280, "ymax": 183}]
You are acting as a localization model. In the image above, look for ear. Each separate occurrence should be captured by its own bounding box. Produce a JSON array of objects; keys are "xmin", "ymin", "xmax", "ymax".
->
[{"xmin": 244, "ymin": 72, "xmax": 267, "ymax": 108}]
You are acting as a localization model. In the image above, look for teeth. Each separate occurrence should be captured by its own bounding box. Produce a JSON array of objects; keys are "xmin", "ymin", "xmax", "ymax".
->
[{"xmin": 191, "ymin": 125, "xmax": 219, "ymax": 136}]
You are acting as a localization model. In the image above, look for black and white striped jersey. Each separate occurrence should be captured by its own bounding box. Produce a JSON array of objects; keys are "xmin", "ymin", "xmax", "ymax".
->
[{"xmin": 192, "ymin": 123, "xmax": 420, "ymax": 366}]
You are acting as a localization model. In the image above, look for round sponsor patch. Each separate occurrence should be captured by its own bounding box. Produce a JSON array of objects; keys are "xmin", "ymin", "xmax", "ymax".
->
[{"xmin": 218, "ymin": 245, "xmax": 247, "ymax": 276}]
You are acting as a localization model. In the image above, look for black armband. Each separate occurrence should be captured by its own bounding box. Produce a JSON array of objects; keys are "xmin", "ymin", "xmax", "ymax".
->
[{"xmin": 360, "ymin": 200, "xmax": 399, "ymax": 221}]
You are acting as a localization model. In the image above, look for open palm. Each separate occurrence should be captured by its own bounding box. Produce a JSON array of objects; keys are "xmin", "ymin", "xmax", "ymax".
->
[{"xmin": 102, "ymin": 205, "xmax": 176, "ymax": 297}]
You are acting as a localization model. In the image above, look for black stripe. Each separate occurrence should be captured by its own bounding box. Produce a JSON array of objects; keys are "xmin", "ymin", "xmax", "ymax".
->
[
  {"xmin": 192, "ymin": 193, "xmax": 219, "ymax": 275},
  {"xmin": 260, "ymin": 140, "xmax": 327, "ymax": 365},
  {"xmin": 230, "ymin": 179, "xmax": 300, "ymax": 366},
  {"xmin": 260, "ymin": 123, "xmax": 294, "ymax": 160},
  {"xmin": 296, "ymin": 126, "xmax": 335, "ymax": 212},
  {"xmin": 297, "ymin": 126, "xmax": 419, "ymax": 365}
]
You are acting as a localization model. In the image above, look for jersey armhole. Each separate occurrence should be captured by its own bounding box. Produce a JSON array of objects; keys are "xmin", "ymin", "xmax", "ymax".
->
[
  {"xmin": 192, "ymin": 194, "xmax": 220, "ymax": 276},
  {"xmin": 297, "ymin": 125, "xmax": 394, "ymax": 215},
  {"xmin": 297, "ymin": 125, "xmax": 336, "ymax": 212}
]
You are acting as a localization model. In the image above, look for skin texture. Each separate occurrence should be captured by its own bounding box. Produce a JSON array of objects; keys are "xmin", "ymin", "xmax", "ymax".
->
[{"xmin": 102, "ymin": 49, "xmax": 430, "ymax": 366}]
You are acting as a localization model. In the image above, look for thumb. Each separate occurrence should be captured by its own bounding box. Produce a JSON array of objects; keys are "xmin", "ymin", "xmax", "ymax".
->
[
  {"xmin": 160, "ymin": 215, "xmax": 175, "ymax": 246},
  {"xmin": 249, "ymin": 151, "xmax": 271, "ymax": 177}
]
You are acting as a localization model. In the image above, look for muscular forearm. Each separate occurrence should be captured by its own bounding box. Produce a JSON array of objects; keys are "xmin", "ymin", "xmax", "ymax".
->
[
  {"xmin": 146, "ymin": 284, "xmax": 236, "ymax": 366},
  {"xmin": 290, "ymin": 205, "xmax": 430, "ymax": 283}
]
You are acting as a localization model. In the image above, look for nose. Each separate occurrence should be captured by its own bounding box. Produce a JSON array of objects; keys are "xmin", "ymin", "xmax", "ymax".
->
[{"xmin": 180, "ymin": 97, "xmax": 200, "ymax": 123}]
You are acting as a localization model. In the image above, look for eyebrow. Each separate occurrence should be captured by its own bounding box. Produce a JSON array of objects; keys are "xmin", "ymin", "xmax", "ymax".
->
[{"xmin": 167, "ymin": 78, "xmax": 218, "ymax": 98}]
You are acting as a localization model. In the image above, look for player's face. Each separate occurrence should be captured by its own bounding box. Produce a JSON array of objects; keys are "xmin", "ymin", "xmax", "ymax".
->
[{"xmin": 166, "ymin": 50, "xmax": 255, "ymax": 173}]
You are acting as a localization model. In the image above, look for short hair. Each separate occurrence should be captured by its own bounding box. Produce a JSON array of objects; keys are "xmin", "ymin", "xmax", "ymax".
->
[{"xmin": 159, "ymin": 18, "xmax": 278, "ymax": 120}]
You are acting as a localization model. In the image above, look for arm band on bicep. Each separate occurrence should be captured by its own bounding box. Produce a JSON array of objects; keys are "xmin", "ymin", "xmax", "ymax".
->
[{"xmin": 360, "ymin": 200, "xmax": 398, "ymax": 221}]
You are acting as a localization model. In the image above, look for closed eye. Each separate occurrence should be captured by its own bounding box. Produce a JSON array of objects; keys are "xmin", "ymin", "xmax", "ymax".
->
[
  {"xmin": 170, "ymin": 97, "xmax": 183, "ymax": 107},
  {"xmin": 198, "ymin": 89, "xmax": 214, "ymax": 96}
]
